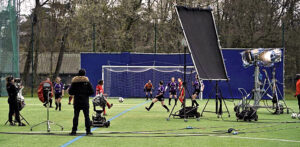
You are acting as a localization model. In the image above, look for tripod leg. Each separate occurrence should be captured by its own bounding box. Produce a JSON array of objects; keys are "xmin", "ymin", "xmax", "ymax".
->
[
  {"xmin": 167, "ymin": 103, "xmax": 177, "ymax": 119},
  {"xmin": 30, "ymin": 121, "xmax": 48, "ymax": 131},
  {"xmin": 222, "ymin": 98, "xmax": 231, "ymax": 117},
  {"xmin": 49, "ymin": 121, "xmax": 64, "ymax": 130},
  {"xmin": 219, "ymin": 97, "xmax": 222, "ymax": 115},
  {"xmin": 20, "ymin": 114, "xmax": 30, "ymax": 125},
  {"xmin": 276, "ymin": 85, "xmax": 289, "ymax": 114},
  {"xmin": 5, "ymin": 120, "xmax": 9, "ymax": 125},
  {"xmin": 47, "ymin": 121, "xmax": 51, "ymax": 132},
  {"xmin": 216, "ymin": 97, "xmax": 218, "ymax": 114},
  {"xmin": 200, "ymin": 98, "xmax": 210, "ymax": 117},
  {"xmin": 281, "ymin": 97, "xmax": 290, "ymax": 114}
]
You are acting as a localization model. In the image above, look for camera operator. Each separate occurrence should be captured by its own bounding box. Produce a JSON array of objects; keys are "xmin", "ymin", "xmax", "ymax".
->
[
  {"xmin": 69, "ymin": 69, "xmax": 94, "ymax": 135},
  {"xmin": 6, "ymin": 76, "xmax": 25, "ymax": 126}
]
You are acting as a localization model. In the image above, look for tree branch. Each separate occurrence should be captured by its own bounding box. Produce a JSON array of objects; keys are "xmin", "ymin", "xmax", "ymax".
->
[{"xmin": 41, "ymin": 0, "xmax": 50, "ymax": 7}]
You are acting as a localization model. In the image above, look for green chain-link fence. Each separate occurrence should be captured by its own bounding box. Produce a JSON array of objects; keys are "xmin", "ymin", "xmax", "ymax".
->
[{"xmin": 0, "ymin": 0, "xmax": 19, "ymax": 96}]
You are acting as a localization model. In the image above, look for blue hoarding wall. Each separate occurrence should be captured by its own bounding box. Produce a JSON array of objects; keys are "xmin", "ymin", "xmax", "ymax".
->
[{"xmin": 81, "ymin": 49, "xmax": 284, "ymax": 99}]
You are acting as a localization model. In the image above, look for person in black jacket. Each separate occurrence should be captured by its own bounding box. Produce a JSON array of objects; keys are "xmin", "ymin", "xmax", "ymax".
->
[
  {"xmin": 68, "ymin": 69, "xmax": 94, "ymax": 135},
  {"xmin": 6, "ymin": 76, "xmax": 25, "ymax": 126}
]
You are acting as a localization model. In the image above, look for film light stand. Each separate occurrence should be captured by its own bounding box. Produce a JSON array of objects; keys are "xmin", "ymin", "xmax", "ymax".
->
[
  {"xmin": 167, "ymin": 40, "xmax": 200, "ymax": 122},
  {"xmin": 167, "ymin": 43, "xmax": 188, "ymax": 122},
  {"xmin": 30, "ymin": 89, "xmax": 63, "ymax": 132},
  {"xmin": 261, "ymin": 67, "xmax": 290, "ymax": 114},
  {"xmin": 200, "ymin": 80, "xmax": 230, "ymax": 118}
]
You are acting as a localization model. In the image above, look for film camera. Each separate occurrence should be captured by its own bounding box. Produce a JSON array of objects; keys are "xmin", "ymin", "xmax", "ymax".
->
[
  {"xmin": 91, "ymin": 94, "xmax": 110, "ymax": 127},
  {"xmin": 14, "ymin": 78, "xmax": 22, "ymax": 87},
  {"xmin": 42, "ymin": 82, "xmax": 52, "ymax": 98},
  {"xmin": 41, "ymin": 82, "xmax": 53, "ymax": 107}
]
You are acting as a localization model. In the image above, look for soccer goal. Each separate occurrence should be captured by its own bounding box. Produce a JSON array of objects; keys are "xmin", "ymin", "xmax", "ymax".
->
[{"xmin": 102, "ymin": 65, "xmax": 197, "ymax": 98}]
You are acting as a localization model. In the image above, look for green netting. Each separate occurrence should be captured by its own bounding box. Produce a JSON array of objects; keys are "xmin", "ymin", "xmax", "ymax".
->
[{"xmin": 0, "ymin": 0, "xmax": 19, "ymax": 96}]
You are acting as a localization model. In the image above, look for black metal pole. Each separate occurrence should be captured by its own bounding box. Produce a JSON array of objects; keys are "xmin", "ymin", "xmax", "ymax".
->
[
  {"xmin": 31, "ymin": 15, "xmax": 34, "ymax": 97},
  {"xmin": 183, "ymin": 46, "xmax": 187, "ymax": 121},
  {"xmin": 154, "ymin": 20, "xmax": 157, "ymax": 54},
  {"xmin": 215, "ymin": 81, "xmax": 218, "ymax": 114},
  {"xmin": 92, "ymin": 23, "xmax": 95, "ymax": 52},
  {"xmin": 282, "ymin": 22, "xmax": 285, "ymax": 48}
]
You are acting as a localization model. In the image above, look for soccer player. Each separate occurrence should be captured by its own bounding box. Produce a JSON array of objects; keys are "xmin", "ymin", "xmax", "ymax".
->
[
  {"xmin": 144, "ymin": 80, "xmax": 153, "ymax": 100},
  {"xmin": 65, "ymin": 84, "xmax": 73, "ymax": 105},
  {"xmin": 68, "ymin": 95, "xmax": 74, "ymax": 105},
  {"xmin": 145, "ymin": 81, "xmax": 169, "ymax": 112},
  {"xmin": 178, "ymin": 78, "xmax": 185, "ymax": 106},
  {"xmin": 295, "ymin": 74, "xmax": 300, "ymax": 113},
  {"xmin": 199, "ymin": 79, "xmax": 205, "ymax": 100},
  {"xmin": 191, "ymin": 75, "xmax": 200, "ymax": 107},
  {"xmin": 96, "ymin": 80, "xmax": 113, "ymax": 115},
  {"xmin": 167, "ymin": 77, "xmax": 178, "ymax": 105},
  {"xmin": 54, "ymin": 77, "xmax": 64, "ymax": 111}
]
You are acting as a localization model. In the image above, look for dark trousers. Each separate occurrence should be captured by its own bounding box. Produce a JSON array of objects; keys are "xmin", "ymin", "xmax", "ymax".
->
[
  {"xmin": 43, "ymin": 91, "xmax": 52, "ymax": 107},
  {"xmin": 297, "ymin": 95, "xmax": 300, "ymax": 110},
  {"xmin": 72, "ymin": 106, "xmax": 91, "ymax": 132},
  {"xmin": 8, "ymin": 102, "xmax": 20, "ymax": 123}
]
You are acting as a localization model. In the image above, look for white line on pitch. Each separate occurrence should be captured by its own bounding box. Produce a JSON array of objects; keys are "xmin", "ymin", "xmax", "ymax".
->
[{"xmin": 217, "ymin": 135, "xmax": 300, "ymax": 143}]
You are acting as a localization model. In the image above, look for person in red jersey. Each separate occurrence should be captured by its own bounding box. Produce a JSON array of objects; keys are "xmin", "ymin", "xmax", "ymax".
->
[
  {"xmin": 65, "ymin": 84, "xmax": 73, "ymax": 105},
  {"xmin": 295, "ymin": 74, "xmax": 300, "ymax": 113},
  {"xmin": 96, "ymin": 80, "xmax": 113, "ymax": 115},
  {"xmin": 178, "ymin": 78, "xmax": 185, "ymax": 106},
  {"xmin": 144, "ymin": 80, "xmax": 154, "ymax": 100}
]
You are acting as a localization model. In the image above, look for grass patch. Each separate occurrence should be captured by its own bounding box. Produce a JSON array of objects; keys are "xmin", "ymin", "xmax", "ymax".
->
[{"xmin": 0, "ymin": 97, "xmax": 300, "ymax": 147}]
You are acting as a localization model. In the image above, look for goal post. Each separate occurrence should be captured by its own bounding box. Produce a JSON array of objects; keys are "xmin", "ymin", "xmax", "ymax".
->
[{"xmin": 102, "ymin": 65, "xmax": 197, "ymax": 98}]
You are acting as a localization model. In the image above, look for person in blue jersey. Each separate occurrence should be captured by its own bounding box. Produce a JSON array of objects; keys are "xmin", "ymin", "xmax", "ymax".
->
[
  {"xmin": 145, "ymin": 81, "xmax": 169, "ymax": 112},
  {"xmin": 167, "ymin": 77, "xmax": 178, "ymax": 105},
  {"xmin": 54, "ymin": 77, "xmax": 64, "ymax": 111},
  {"xmin": 191, "ymin": 75, "xmax": 200, "ymax": 107}
]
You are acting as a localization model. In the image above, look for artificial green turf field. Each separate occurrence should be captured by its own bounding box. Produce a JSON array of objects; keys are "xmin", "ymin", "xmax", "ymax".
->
[{"xmin": 0, "ymin": 97, "xmax": 300, "ymax": 147}]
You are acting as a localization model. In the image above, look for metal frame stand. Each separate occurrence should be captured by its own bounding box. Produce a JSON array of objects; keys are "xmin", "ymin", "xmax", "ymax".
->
[
  {"xmin": 260, "ymin": 67, "xmax": 290, "ymax": 114},
  {"xmin": 5, "ymin": 114, "xmax": 30, "ymax": 125},
  {"xmin": 167, "ymin": 46, "xmax": 199, "ymax": 122},
  {"xmin": 238, "ymin": 63, "xmax": 290, "ymax": 114},
  {"xmin": 200, "ymin": 81, "xmax": 230, "ymax": 118},
  {"xmin": 30, "ymin": 91, "xmax": 63, "ymax": 132}
]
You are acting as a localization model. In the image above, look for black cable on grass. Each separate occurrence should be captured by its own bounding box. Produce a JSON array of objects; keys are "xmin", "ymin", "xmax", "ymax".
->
[
  {"xmin": 212, "ymin": 121, "xmax": 300, "ymax": 135},
  {"xmin": 263, "ymin": 99, "xmax": 296, "ymax": 114},
  {"xmin": 206, "ymin": 116, "xmax": 298, "ymax": 123},
  {"xmin": 133, "ymin": 120, "xmax": 300, "ymax": 134},
  {"xmin": 0, "ymin": 131, "xmax": 224, "ymax": 137},
  {"xmin": 213, "ymin": 123, "xmax": 283, "ymax": 133},
  {"xmin": 1, "ymin": 122, "xmax": 299, "ymax": 137},
  {"xmin": 1, "ymin": 120, "xmax": 299, "ymax": 138},
  {"xmin": 263, "ymin": 100, "xmax": 277, "ymax": 113}
]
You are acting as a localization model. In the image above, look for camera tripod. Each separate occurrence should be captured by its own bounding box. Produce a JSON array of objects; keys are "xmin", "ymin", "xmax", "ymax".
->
[
  {"xmin": 5, "ymin": 114, "xmax": 30, "ymax": 125},
  {"xmin": 30, "ymin": 90, "xmax": 63, "ymax": 132},
  {"xmin": 200, "ymin": 81, "xmax": 230, "ymax": 118}
]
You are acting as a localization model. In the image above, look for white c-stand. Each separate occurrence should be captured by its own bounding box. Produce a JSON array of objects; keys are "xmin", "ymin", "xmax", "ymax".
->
[{"xmin": 30, "ymin": 89, "xmax": 64, "ymax": 132}]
